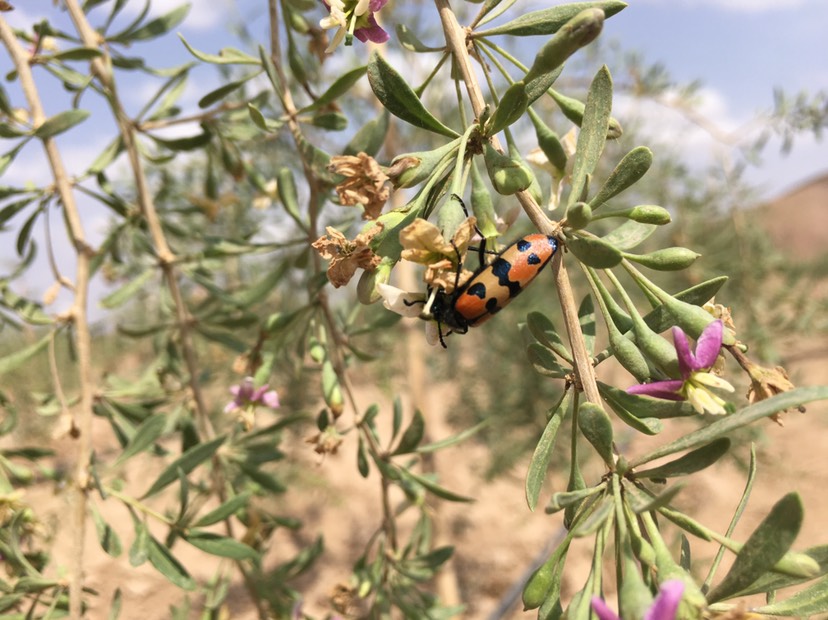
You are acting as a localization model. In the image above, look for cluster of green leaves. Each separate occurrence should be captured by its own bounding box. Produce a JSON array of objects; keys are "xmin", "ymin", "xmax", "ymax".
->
[
  {"xmin": 1, "ymin": 0, "xmax": 828, "ymax": 619},
  {"xmin": 355, "ymin": 2, "xmax": 828, "ymax": 619}
]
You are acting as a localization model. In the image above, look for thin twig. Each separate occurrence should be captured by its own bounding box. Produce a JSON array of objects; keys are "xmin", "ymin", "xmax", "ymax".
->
[
  {"xmin": 62, "ymin": 0, "xmax": 213, "ymax": 440},
  {"xmin": 0, "ymin": 16, "xmax": 95, "ymax": 620},
  {"xmin": 432, "ymin": 0, "xmax": 602, "ymax": 404}
]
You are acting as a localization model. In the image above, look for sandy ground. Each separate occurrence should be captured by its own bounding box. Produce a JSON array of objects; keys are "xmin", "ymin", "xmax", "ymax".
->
[{"xmin": 17, "ymin": 336, "xmax": 827, "ymax": 620}]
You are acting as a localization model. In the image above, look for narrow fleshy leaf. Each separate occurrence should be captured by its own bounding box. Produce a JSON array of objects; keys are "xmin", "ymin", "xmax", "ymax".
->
[
  {"xmin": 589, "ymin": 146, "xmax": 653, "ymax": 209},
  {"xmin": 198, "ymin": 73, "xmax": 257, "ymax": 108},
  {"xmin": 184, "ymin": 530, "xmax": 258, "ymax": 560},
  {"xmin": 392, "ymin": 409, "xmax": 425, "ymax": 455},
  {"xmin": 753, "ymin": 574, "xmax": 828, "ymax": 617},
  {"xmin": 100, "ymin": 268, "xmax": 156, "ymax": 309},
  {"xmin": 147, "ymin": 534, "xmax": 196, "ymax": 590},
  {"xmin": 33, "ymin": 109, "xmax": 90, "ymax": 138},
  {"xmin": 568, "ymin": 66, "xmax": 612, "ymax": 207},
  {"xmin": 601, "ymin": 220, "xmax": 656, "ymax": 251},
  {"xmin": 91, "ymin": 504, "xmax": 123, "ymax": 557},
  {"xmin": 113, "ymin": 414, "xmax": 167, "ymax": 466},
  {"xmin": 707, "ymin": 493, "xmax": 804, "ymax": 603},
  {"xmin": 476, "ymin": 1, "xmax": 626, "ymax": 37},
  {"xmin": 416, "ymin": 420, "xmax": 489, "ymax": 453},
  {"xmin": 630, "ymin": 387, "xmax": 828, "ymax": 468},
  {"xmin": 526, "ymin": 391, "xmax": 569, "ymax": 511},
  {"xmin": 299, "ymin": 65, "xmax": 367, "ymax": 113},
  {"xmin": 344, "ymin": 109, "xmax": 389, "ymax": 157},
  {"xmin": 404, "ymin": 470, "xmax": 474, "ymax": 503},
  {"xmin": 488, "ymin": 81, "xmax": 528, "ymax": 135},
  {"xmin": 396, "ymin": 24, "xmax": 444, "ymax": 52},
  {"xmin": 117, "ymin": 4, "xmax": 190, "ymax": 42},
  {"xmin": 633, "ymin": 438, "xmax": 730, "ymax": 480},
  {"xmin": 578, "ymin": 402, "xmax": 614, "ymax": 466},
  {"xmin": 142, "ymin": 435, "xmax": 226, "ymax": 498},
  {"xmin": 367, "ymin": 53, "xmax": 458, "ymax": 138},
  {"xmin": 566, "ymin": 234, "xmax": 622, "ymax": 268},
  {"xmin": 193, "ymin": 493, "xmax": 251, "ymax": 527},
  {"xmin": 0, "ymin": 332, "xmax": 51, "ymax": 377},
  {"xmin": 179, "ymin": 35, "xmax": 260, "ymax": 64}
]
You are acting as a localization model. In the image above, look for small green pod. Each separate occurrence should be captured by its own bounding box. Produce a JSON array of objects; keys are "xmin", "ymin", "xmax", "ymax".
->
[{"xmin": 483, "ymin": 143, "xmax": 534, "ymax": 195}]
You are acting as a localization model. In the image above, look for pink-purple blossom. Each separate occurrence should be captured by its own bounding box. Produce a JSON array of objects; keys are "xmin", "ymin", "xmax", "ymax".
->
[
  {"xmin": 320, "ymin": 0, "xmax": 389, "ymax": 53},
  {"xmin": 224, "ymin": 377, "xmax": 280, "ymax": 413},
  {"xmin": 591, "ymin": 579, "xmax": 684, "ymax": 620},
  {"xmin": 627, "ymin": 320, "xmax": 734, "ymax": 415}
]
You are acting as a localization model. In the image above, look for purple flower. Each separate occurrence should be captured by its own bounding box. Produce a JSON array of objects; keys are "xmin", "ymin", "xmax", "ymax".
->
[
  {"xmin": 592, "ymin": 579, "xmax": 684, "ymax": 620},
  {"xmin": 628, "ymin": 320, "xmax": 734, "ymax": 415},
  {"xmin": 320, "ymin": 0, "xmax": 389, "ymax": 53},
  {"xmin": 224, "ymin": 377, "xmax": 280, "ymax": 414}
]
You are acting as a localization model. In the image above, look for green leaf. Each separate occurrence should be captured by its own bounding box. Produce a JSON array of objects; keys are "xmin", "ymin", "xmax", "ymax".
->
[
  {"xmin": 91, "ymin": 504, "xmax": 123, "ymax": 557},
  {"xmin": 416, "ymin": 419, "xmax": 490, "ymax": 453},
  {"xmin": 193, "ymin": 492, "xmax": 251, "ymax": 527},
  {"xmin": 367, "ymin": 53, "xmax": 458, "ymax": 138},
  {"xmin": 404, "ymin": 470, "xmax": 474, "ymax": 503},
  {"xmin": 601, "ymin": 220, "xmax": 656, "ymax": 251},
  {"xmin": 488, "ymin": 81, "xmax": 528, "ymax": 135},
  {"xmin": 0, "ymin": 332, "xmax": 51, "ymax": 377},
  {"xmin": 150, "ymin": 128, "xmax": 213, "ymax": 151},
  {"xmin": 602, "ymin": 392, "xmax": 663, "ymax": 435},
  {"xmin": 299, "ymin": 65, "xmax": 367, "ymax": 113},
  {"xmin": 525, "ymin": 392, "xmax": 568, "ymax": 511},
  {"xmin": 753, "ymin": 574, "xmax": 828, "ymax": 617},
  {"xmin": 568, "ymin": 65, "xmax": 612, "ymax": 207},
  {"xmin": 578, "ymin": 402, "xmax": 614, "ymax": 466},
  {"xmin": 198, "ymin": 73, "xmax": 258, "ymax": 108},
  {"xmin": 357, "ymin": 437, "xmax": 370, "ymax": 478},
  {"xmin": 120, "ymin": 3, "xmax": 190, "ymax": 42},
  {"xmin": 129, "ymin": 519, "xmax": 149, "ymax": 566},
  {"xmin": 527, "ymin": 343, "xmax": 567, "ymax": 377},
  {"xmin": 0, "ymin": 197, "xmax": 35, "ymax": 229},
  {"xmin": 184, "ymin": 530, "xmax": 258, "ymax": 560},
  {"xmin": 113, "ymin": 414, "xmax": 167, "ymax": 466},
  {"xmin": 142, "ymin": 435, "xmax": 225, "ymax": 498},
  {"xmin": 630, "ymin": 387, "xmax": 828, "ymax": 468},
  {"xmin": 396, "ymin": 24, "xmax": 444, "ymax": 52},
  {"xmin": 100, "ymin": 268, "xmax": 156, "ymax": 309},
  {"xmin": 179, "ymin": 35, "xmax": 261, "ymax": 65},
  {"xmin": 589, "ymin": 146, "xmax": 653, "ymax": 210},
  {"xmin": 707, "ymin": 493, "xmax": 804, "ymax": 603},
  {"xmin": 624, "ymin": 247, "xmax": 700, "ymax": 271},
  {"xmin": 147, "ymin": 534, "xmax": 196, "ymax": 590},
  {"xmin": 88, "ymin": 137, "xmax": 124, "ymax": 174},
  {"xmin": 247, "ymin": 103, "xmax": 284, "ymax": 132},
  {"xmin": 343, "ymin": 109, "xmax": 389, "ymax": 157},
  {"xmin": 566, "ymin": 234, "xmax": 622, "ymax": 268},
  {"xmin": 633, "ymin": 438, "xmax": 730, "ymax": 480},
  {"xmin": 392, "ymin": 410, "xmax": 425, "ymax": 455},
  {"xmin": 475, "ymin": 1, "xmax": 627, "ymax": 36},
  {"xmin": 47, "ymin": 47, "xmax": 104, "ymax": 61},
  {"xmin": 33, "ymin": 109, "xmax": 90, "ymax": 138}
]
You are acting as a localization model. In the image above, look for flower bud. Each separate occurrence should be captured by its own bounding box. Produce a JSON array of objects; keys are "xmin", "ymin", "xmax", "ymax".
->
[
  {"xmin": 483, "ymin": 144, "xmax": 534, "ymax": 195},
  {"xmin": 357, "ymin": 257, "xmax": 394, "ymax": 304},
  {"xmin": 627, "ymin": 205, "xmax": 671, "ymax": 225},
  {"xmin": 523, "ymin": 9, "xmax": 605, "ymax": 85},
  {"xmin": 532, "ymin": 115, "xmax": 567, "ymax": 172},
  {"xmin": 388, "ymin": 140, "xmax": 460, "ymax": 188},
  {"xmin": 564, "ymin": 201, "xmax": 592, "ymax": 229},
  {"xmin": 624, "ymin": 247, "xmax": 700, "ymax": 271}
]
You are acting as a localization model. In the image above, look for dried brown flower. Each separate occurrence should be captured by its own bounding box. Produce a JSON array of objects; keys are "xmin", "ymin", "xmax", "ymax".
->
[
  {"xmin": 312, "ymin": 224, "xmax": 383, "ymax": 287},
  {"xmin": 328, "ymin": 152, "xmax": 390, "ymax": 220},
  {"xmin": 399, "ymin": 217, "xmax": 477, "ymax": 293}
]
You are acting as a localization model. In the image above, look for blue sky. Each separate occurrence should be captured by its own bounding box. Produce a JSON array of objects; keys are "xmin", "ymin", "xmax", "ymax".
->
[
  {"xmin": 3, "ymin": 0, "xmax": 825, "ymax": 198},
  {"xmin": 1, "ymin": 0, "xmax": 826, "ymax": 315}
]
